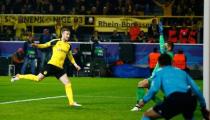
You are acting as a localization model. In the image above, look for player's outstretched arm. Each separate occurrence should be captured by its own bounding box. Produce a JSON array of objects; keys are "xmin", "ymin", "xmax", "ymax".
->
[
  {"xmin": 32, "ymin": 42, "xmax": 51, "ymax": 49},
  {"xmin": 32, "ymin": 43, "xmax": 38, "ymax": 47}
]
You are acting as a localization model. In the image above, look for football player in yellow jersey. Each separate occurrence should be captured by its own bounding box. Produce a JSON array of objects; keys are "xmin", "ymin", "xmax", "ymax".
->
[{"xmin": 11, "ymin": 27, "xmax": 82, "ymax": 107}]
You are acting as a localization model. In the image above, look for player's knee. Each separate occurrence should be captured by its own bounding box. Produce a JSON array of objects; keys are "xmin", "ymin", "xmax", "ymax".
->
[
  {"xmin": 138, "ymin": 80, "xmax": 148, "ymax": 88},
  {"xmin": 137, "ymin": 81, "xmax": 143, "ymax": 87}
]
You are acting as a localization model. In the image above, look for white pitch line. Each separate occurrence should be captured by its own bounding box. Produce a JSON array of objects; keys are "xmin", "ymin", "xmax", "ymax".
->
[
  {"xmin": 0, "ymin": 95, "xmax": 135, "ymax": 105},
  {"xmin": 0, "ymin": 96, "xmax": 66, "ymax": 105}
]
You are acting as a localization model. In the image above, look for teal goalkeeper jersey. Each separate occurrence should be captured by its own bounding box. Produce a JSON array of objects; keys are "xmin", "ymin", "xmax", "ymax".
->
[{"xmin": 148, "ymin": 34, "xmax": 174, "ymax": 82}]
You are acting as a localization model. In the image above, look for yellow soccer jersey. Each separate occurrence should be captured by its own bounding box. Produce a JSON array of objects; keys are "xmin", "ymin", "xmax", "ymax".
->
[{"xmin": 37, "ymin": 39, "xmax": 76, "ymax": 69}]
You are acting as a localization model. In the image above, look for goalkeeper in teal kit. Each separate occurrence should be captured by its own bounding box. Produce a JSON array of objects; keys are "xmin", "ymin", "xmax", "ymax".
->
[{"xmin": 131, "ymin": 22, "xmax": 174, "ymax": 111}]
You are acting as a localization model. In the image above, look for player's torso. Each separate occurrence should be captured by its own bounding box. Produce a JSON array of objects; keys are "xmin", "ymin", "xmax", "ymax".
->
[{"xmin": 48, "ymin": 40, "xmax": 70, "ymax": 68}]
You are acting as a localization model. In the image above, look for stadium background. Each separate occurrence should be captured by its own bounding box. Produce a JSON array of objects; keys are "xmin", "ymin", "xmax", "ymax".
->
[{"xmin": 0, "ymin": 15, "xmax": 204, "ymax": 78}]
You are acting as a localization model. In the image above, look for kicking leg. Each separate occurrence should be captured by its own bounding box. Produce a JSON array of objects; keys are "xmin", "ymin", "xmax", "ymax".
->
[{"xmin": 11, "ymin": 73, "xmax": 44, "ymax": 82}]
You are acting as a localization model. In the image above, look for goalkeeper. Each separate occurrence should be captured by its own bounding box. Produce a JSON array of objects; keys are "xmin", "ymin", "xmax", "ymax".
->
[{"xmin": 131, "ymin": 22, "xmax": 174, "ymax": 111}]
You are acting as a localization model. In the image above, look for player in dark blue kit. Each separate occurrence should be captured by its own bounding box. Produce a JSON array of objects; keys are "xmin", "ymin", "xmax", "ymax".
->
[{"xmin": 138, "ymin": 54, "xmax": 210, "ymax": 120}]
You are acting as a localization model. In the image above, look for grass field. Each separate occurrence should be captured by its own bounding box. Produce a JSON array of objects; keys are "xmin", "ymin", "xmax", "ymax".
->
[{"xmin": 0, "ymin": 76, "xmax": 203, "ymax": 120}]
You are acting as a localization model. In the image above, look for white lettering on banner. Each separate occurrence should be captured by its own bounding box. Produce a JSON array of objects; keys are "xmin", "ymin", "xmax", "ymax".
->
[{"xmin": 1, "ymin": 15, "xmax": 84, "ymax": 26}]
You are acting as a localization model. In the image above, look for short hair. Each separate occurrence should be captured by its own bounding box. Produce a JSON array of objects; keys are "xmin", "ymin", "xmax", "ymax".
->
[
  {"xmin": 158, "ymin": 53, "xmax": 172, "ymax": 66},
  {"xmin": 61, "ymin": 27, "xmax": 70, "ymax": 34}
]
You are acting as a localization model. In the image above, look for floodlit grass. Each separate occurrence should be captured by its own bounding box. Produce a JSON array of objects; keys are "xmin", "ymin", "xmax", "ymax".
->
[{"xmin": 0, "ymin": 76, "xmax": 204, "ymax": 120}]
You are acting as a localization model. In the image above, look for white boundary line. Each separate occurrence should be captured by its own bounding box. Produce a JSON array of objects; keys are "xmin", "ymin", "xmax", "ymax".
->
[
  {"xmin": 0, "ymin": 96, "xmax": 66, "ymax": 105},
  {"xmin": 0, "ymin": 95, "xmax": 135, "ymax": 105}
]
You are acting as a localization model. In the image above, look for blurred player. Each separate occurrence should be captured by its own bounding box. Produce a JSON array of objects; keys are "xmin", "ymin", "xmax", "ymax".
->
[
  {"xmin": 138, "ymin": 53, "xmax": 210, "ymax": 120},
  {"xmin": 131, "ymin": 22, "xmax": 174, "ymax": 111},
  {"xmin": 11, "ymin": 27, "xmax": 82, "ymax": 107}
]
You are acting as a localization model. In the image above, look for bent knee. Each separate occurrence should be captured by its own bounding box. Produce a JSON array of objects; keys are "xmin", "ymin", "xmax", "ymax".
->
[
  {"xmin": 138, "ymin": 80, "xmax": 149, "ymax": 88},
  {"xmin": 143, "ymin": 108, "xmax": 161, "ymax": 119}
]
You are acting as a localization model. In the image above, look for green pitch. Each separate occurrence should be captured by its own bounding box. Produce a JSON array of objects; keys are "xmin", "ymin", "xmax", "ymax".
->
[{"xmin": 0, "ymin": 76, "xmax": 203, "ymax": 120}]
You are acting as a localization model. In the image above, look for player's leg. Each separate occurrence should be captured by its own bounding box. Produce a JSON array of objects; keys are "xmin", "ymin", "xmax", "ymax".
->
[
  {"xmin": 10, "ymin": 64, "xmax": 52, "ymax": 82},
  {"xmin": 131, "ymin": 79, "xmax": 162, "ymax": 111},
  {"xmin": 137, "ymin": 79, "xmax": 149, "ymax": 101},
  {"xmin": 142, "ymin": 107, "xmax": 162, "ymax": 120},
  {"xmin": 150, "ymin": 92, "xmax": 190, "ymax": 120},
  {"xmin": 11, "ymin": 73, "xmax": 45, "ymax": 82},
  {"xmin": 182, "ymin": 94, "xmax": 197, "ymax": 120},
  {"xmin": 131, "ymin": 79, "xmax": 148, "ymax": 111},
  {"xmin": 58, "ymin": 73, "xmax": 81, "ymax": 107}
]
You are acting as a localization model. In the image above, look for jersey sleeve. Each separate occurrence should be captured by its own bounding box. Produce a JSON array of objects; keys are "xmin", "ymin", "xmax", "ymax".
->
[
  {"xmin": 148, "ymin": 63, "xmax": 160, "ymax": 82},
  {"xmin": 37, "ymin": 39, "xmax": 58, "ymax": 48},
  {"xmin": 186, "ymin": 74, "xmax": 206, "ymax": 108},
  {"xmin": 67, "ymin": 50, "xmax": 76, "ymax": 65},
  {"xmin": 143, "ymin": 72, "xmax": 161, "ymax": 103}
]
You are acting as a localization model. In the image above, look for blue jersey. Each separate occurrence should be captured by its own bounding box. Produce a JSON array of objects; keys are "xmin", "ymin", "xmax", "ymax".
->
[{"xmin": 143, "ymin": 66, "xmax": 206, "ymax": 108}]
